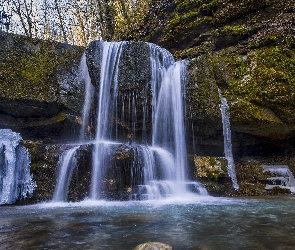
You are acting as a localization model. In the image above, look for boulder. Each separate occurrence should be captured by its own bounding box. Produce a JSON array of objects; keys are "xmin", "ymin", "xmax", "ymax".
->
[{"xmin": 133, "ymin": 242, "xmax": 173, "ymax": 250}]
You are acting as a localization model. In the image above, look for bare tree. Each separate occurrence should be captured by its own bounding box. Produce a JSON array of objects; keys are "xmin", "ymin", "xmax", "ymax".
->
[
  {"xmin": 67, "ymin": 0, "xmax": 101, "ymax": 46},
  {"xmin": 4, "ymin": 0, "xmax": 154, "ymax": 44},
  {"xmin": 11, "ymin": 0, "xmax": 37, "ymax": 37},
  {"xmin": 53, "ymin": 0, "xmax": 68, "ymax": 43},
  {"xmin": 0, "ymin": 0, "xmax": 12, "ymax": 31}
]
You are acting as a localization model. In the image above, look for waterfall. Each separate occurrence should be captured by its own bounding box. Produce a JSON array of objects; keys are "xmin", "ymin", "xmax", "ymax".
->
[
  {"xmin": 152, "ymin": 61, "xmax": 188, "ymax": 188},
  {"xmin": 0, "ymin": 129, "xmax": 35, "ymax": 204},
  {"xmin": 79, "ymin": 53, "xmax": 94, "ymax": 140},
  {"xmin": 218, "ymin": 89, "xmax": 239, "ymax": 190},
  {"xmin": 90, "ymin": 42, "xmax": 125, "ymax": 199},
  {"xmin": 52, "ymin": 146, "xmax": 80, "ymax": 202},
  {"xmin": 261, "ymin": 165, "xmax": 295, "ymax": 193},
  {"xmin": 77, "ymin": 41, "xmax": 207, "ymax": 201},
  {"xmin": 131, "ymin": 145, "xmax": 176, "ymax": 200}
]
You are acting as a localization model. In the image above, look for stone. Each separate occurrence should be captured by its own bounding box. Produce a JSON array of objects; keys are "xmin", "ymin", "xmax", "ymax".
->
[{"xmin": 133, "ymin": 242, "xmax": 173, "ymax": 250}]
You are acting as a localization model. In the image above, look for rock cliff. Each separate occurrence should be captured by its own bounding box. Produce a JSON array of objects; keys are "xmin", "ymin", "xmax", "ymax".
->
[
  {"xmin": 129, "ymin": 0, "xmax": 295, "ymax": 158},
  {"xmin": 127, "ymin": 0, "xmax": 295, "ymax": 195},
  {"xmin": 0, "ymin": 31, "xmax": 85, "ymax": 141}
]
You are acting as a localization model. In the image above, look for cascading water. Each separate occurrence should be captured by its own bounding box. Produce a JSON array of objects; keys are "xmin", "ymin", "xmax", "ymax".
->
[
  {"xmin": 0, "ymin": 129, "xmax": 35, "ymax": 204},
  {"xmin": 218, "ymin": 89, "xmax": 239, "ymax": 190},
  {"xmin": 79, "ymin": 53, "xmax": 94, "ymax": 140},
  {"xmin": 52, "ymin": 146, "xmax": 80, "ymax": 202},
  {"xmin": 75, "ymin": 41, "xmax": 207, "ymax": 201},
  {"xmin": 261, "ymin": 165, "xmax": 295, "ymax": 193},
  {"xmin": 152, "ymin": 61, "xmax": 188, "ymax": 192},
  {"xmin": 90, "ymin": 42, "xmax": 125, "ymax": 199}
]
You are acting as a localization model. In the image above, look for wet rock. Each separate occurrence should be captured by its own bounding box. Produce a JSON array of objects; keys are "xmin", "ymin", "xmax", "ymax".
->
[
  {"xmin": 85, "ymin": 41, "xmax": 151, "ymax": 90},
  {"xmin": 85, "ymin": 41, "xmax": 154, "ymax": 143},
  {"xmin": 192, "ymin": 156, "xmax": 234, "ymax": 196},
  {"xmin": 19, "ymin": 141, "xmax": 93, "ymax": 203}
]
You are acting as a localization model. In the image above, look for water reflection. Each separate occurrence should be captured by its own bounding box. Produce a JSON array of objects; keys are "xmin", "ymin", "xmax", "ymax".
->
[{"xmin": 0, "ymin": 197, "xmax": 295, "ymax": 249}]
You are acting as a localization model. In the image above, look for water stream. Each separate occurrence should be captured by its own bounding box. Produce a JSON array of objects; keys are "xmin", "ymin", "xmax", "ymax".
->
[
  {"xmin": 52, "ymin": 146, "xmax": 80, "ymax": 202},
  {"xmin": 218, "ymin": 89, "xmax": 239, "ymax": 189}
]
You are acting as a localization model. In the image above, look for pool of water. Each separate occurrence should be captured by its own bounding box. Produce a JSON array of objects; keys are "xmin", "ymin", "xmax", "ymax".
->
[{"xmin": 1, "ymin": 196, "xmax": 295, "ymax": 249}]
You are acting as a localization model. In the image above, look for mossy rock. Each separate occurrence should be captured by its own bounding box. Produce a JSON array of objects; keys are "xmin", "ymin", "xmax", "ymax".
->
[
  {"xmin": 21, "ymin": 141, "xmax": 61, "ymax": 202},
  {"xmin": 20, "ymin": 141, "xmax": 93, "ymax": 203},
  {"xmin": 0, "ymin": 31, "xmax": 85, "ymax": 141},
  {"xmin": 194, "ymin": 156, "xmax": 227, "ymax": 180},
  {"xmin": 213, "ymin": 45, "xmax": 295, "ymax": 139},
  {"xmin": 0, "ymin": 31, "xmax": 84, "ymax": 105}
]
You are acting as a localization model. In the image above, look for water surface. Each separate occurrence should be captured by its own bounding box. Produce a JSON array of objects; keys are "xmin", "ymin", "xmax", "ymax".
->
[{"xmin": 1, "ymin": 196, "xmax": 295, "ymax": 249}]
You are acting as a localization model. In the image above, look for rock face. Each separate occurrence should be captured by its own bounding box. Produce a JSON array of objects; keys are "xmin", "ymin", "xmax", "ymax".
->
[
  {"xmin": 85, "ymin": 41, "xmax": 153, "ymax": 142},
  {"xmin": 0, "ymin": 32, "xmax": 86, "ymax": 203},
  {"xmin": 0, "ymin": 31, "xmax": 85, "ymax": 141},
  {"xmin": 131, "ymin": 0, "xmax": 295, "ymax": 159},
  {"xmin": 20, "ymin": 141, "xmax": 92, "ymax": 203},
  {"xmin": 125, "ymin": 0, "xmax": 295, "ymax": 195}
]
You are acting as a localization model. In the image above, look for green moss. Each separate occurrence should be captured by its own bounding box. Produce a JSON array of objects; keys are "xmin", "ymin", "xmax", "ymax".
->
[
  {"xmin": 20, "ymin": 52, "xmax": 56, "ymax": 83},
  {"xmin": 220, "ymin": 25, "xmax": 250, "ymax": 36},
  {"xmin": 49, "ymin": 112, "xmax": 67, "ymax": 123},
  {"xmin": 194, "ymin": 156, "xmax": 228, "ymax": 181},
  {"xmin": 269, "ymin": 186, "xmax": 291, "ymax": 195},
  {"xmin": 230, "ymin": 99, "xmax": 282, "ymax": 124},
  {"xmin": 186, "ymin": 55, "xmax": 221, "ymax": 118},
  {"xmin": 160, "ymin": 0, "xmax": 216, "ymax": 46},
  {"xmin": 214, "ymin": 46, "xmax": 295, "ymax": 108},
  {"xmin": 245, "ymin": 47, "xmax": 295, "ymax": 106},
  {"xmin": 173, "ymin": 42, "xmax": 213, "ymax": 59},
  {"xmin": 286, "ymin": 37, "xmax": 295, "ymax": 49},
  {"xmin": 175, "ymin": 0, "xmax": 217, "ymax": 13},
  {"xmin": 249, "ymin": 35, "xmax": 281, "ymax": 48},
  {"xmin": 0, "ymin": 33, "xmax": 84, "ymax": 102}
]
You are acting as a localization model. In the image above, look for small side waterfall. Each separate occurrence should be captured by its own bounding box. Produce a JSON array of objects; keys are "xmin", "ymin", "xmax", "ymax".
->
[
  {"xmin": 218, "ymin": 89, "xmax": 239, "ymax": 189},
  {"xmin": 52, "ymin": 146, "xmax": 80, "ymax": 202},
  {"xmin": 0, "ymin": 129, "xmax": 35, "ymax": 204},
  {"xmin": 261, "ymin": 165, "xmax": 295, "ymax": 193}
]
